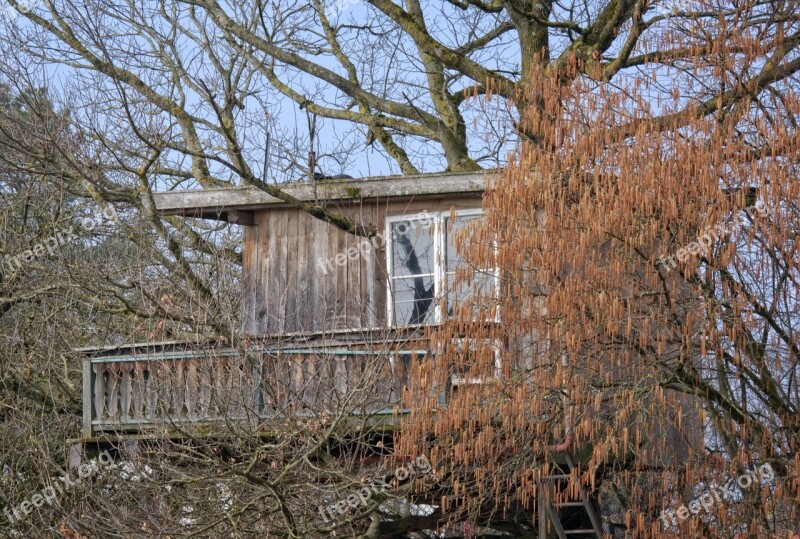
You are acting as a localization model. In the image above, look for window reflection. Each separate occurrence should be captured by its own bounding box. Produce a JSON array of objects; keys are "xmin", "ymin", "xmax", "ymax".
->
[
  {"xmin": 388, "ymin": 211, "xmax": 497, "ymax": 326},
  {"xmin": 390, "ymin": 218, "xmax": 435, "ymax": 325}
]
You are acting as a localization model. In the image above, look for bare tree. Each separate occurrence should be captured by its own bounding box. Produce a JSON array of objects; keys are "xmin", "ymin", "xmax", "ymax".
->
[
  {"xmin": 0, "ymin": 0, "xmax": 799, "ymax": 537},
  {"xmin": 4, "ymin": 0, "xmax": 796, "ymax": 228}
]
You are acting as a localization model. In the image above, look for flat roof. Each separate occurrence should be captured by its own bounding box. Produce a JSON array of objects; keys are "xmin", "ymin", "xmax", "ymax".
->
[{"xmin": 150, "ymin": 170, "xmax": 494, "ymax": 219}]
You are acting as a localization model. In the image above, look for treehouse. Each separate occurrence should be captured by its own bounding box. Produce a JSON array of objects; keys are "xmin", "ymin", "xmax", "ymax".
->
[{"xmin": 75, "ymin": 171, "xmax": 495, "ymax": 441}]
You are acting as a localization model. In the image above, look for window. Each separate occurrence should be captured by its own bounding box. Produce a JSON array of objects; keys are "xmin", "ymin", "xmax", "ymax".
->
[{"xmin": 386, "ymin": 209, "xmax": 498, "ymax": 327}]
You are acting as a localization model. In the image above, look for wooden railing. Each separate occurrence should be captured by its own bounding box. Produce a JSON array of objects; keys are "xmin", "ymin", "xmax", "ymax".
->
[{"xmin": 82, "ymin": 348, "xmax": 422, "ymax": 437}]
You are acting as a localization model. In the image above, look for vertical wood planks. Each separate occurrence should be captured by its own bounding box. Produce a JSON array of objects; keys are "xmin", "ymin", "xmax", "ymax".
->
[
  {"xmin": 274, "ymin": 209, "xmax": 289, "ymax": 333},
  {"xmin": 257, "ymin": 210, "xmax": 271, "ymax": 335},
  {"xmin": 284, "ymin": 210, "xmax": 300, "ymax": 332},
  {"xmin": 310, "ymin": 215, "xmax": 330, "ymax": 332},
  {"xmin": 295, "ymin": 212, "xmax": 311, "ymax": 333},
  {"xmin": 242, "ymin": 218, "xmax": 261, "ymax": 335}
]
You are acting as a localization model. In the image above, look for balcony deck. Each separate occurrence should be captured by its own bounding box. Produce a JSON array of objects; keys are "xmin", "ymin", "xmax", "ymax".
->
[{"xmin": 78, "ymin": 335, "xmax": 429, "ymax": 440}]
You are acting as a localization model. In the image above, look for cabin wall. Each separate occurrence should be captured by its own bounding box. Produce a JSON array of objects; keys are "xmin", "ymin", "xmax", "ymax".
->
[{"xmin": 242, "ymin": 195, "xmax": 483, "ymax": 336}]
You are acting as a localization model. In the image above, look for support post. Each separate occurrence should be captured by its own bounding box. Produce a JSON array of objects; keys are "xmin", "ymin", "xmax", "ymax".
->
[{"xmin": 82, "ymin": 358, "xmax": 93, "ymax": 438}]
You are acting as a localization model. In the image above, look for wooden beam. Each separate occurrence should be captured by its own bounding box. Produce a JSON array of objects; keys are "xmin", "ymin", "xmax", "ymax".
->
[{"xmin": 150, "ymin": 171, "xmax": 494, "ymax": 216}]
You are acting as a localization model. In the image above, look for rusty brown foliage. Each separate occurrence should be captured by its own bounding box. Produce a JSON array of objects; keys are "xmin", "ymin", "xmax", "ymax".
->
[{"xmin": 400, "ymin": 4, "xmax": 800, "ymax": 537}]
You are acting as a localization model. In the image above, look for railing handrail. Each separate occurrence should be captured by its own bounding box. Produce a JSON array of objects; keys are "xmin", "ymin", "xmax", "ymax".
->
[{"xmin": 88, "ymin": 348, "xmax": 429, "ymax": 364}]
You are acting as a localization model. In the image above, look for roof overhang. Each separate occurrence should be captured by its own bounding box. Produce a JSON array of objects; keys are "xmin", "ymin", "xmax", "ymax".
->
[{"xmin": 149, "ymin": 171, "xmax": 495, "ymax": 222}]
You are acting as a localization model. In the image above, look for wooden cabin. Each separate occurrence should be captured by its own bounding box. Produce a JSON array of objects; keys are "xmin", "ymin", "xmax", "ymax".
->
[{"xmin": 76, "ymin": 171, "xmax": 494, "ymax": 440}]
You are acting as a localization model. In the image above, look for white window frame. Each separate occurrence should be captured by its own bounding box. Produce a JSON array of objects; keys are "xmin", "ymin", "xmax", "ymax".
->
[
  {"xmin": 449, "ymin": 338, "xmax": 503, "ymax": 386},
  {"xmin": 385, "ymin": 209, "xmax": 499, "ymax": 328}
]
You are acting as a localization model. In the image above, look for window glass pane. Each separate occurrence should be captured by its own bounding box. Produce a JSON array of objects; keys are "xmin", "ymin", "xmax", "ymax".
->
[
  {"xmin": 445, "ymin": 270, "xmax": 496, "ymax": 315},
  {"xmin": 445, "ymin": 215, "xmax": 479, "ymax": 272},
  {"xmin": 391, "ymin": 218, "xmax": 435, "ymax": 277},
  {"xmin": 392, "ymin": 276, "xmax": 436, "ymax": 325}
]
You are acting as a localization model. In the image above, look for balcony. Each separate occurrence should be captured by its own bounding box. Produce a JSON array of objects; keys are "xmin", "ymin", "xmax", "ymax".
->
[{"xmin": 80, "ymin": 339, "xmax": 426, "ymax": 439}]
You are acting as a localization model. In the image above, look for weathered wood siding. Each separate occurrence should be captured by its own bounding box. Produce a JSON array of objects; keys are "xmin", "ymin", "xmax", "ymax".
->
[{"xmin": 242, "ymin": 195, "xmax": 483, "ymax": 336}]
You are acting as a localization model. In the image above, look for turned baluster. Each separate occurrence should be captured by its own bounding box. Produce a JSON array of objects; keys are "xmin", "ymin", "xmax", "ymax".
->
[
  {"xmin": 173, "ymin": 360, "xmax": 186, "ymax": 419},
  {"xmin": 197, "ymin": 360, "xmax": 211, "ymax": 419},
  {"xmin": 213, "ymin": 357, "xmax": 227, "ymax": 419},
  {"xmin": 132, "ymin": 362, "xmax": 144, "ymax": 420},
  {"xmin": 305, "ymin": 356, "xmax": 319, "ymax": 411},
  {"xmin": 334, "ymin": 357, "xmax": 348, "ymax": 399},
  {"xmin": 93, "ymin": 363, "xmax": 107, "ymax": 422},
  {"xmin": 105, "ymin": 364, "xmax": 120, "ymax": 420},
  {"xmin": 145, "ymin": 363, "xmax": 158, "ymax": 420},
  {"xmin": 185, "ymin": 360, "xmax": 198, "ymax": 421},
  {"xmin": 119, "ymin": 364, "xmax": 132, "ymax": 421}
]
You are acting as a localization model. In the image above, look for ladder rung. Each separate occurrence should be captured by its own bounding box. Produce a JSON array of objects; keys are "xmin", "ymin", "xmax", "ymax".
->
[{"xmin": 539, "ymin": 452, "xmax": 604, "ymax": 539}]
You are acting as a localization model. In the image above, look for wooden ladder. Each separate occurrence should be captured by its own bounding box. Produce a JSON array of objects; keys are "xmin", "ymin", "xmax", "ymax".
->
[{"xmin": 537, "ymin": 453, "xmax": 604, "ymax": 539}]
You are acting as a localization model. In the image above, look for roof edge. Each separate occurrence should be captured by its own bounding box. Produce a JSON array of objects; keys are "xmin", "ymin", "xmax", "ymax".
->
[{"xmin": 149, "ymin": 170, "xmax": 497, "ymax": 217}]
